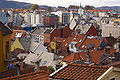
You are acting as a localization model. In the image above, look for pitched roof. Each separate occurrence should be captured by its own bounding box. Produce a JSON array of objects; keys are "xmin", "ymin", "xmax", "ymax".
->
[
  {"xmin": 63, "ymin": 53, "xmax": 83, "ymax": 62},
  {"xmin": 0, "ymin": 69, "xmax": 17, "ymax": 79},
  {"xmin": 80, "ymin": 49, "xmax": 116, "ymax": 64},
  {"xmin": 50, "ymin": 63, "xmax": 109, "ymax": 80},
  {"xmin": 98, "ymin": 52, "xmax": 120, "ymax": 65},
  {"xmin": 63, "ymin": 49, "xmax": 116, "ymax": 64},
  {"xmin": 86, "ymin": 25, "xmax": 98, "ymax": 36},
  {"xmin": 11, "ymin": 30, "xmax": 28, "ymax": 40},
  {"xmin": 1, "ymin": 70, "xmax": 50, "ymax": 80},
  {"xmin": 104, "ymin": 36, "xmax": 116, "ymax": 47},
  {"xmin": 11, "ymin": 48, "xmax": 26, "ymax": 56},
  {"xmin": 19, "ymin": 37, "xmax": 31, "ymax": 51},
  {"xmin": 0, "ymin": 21, "xmax": 12, "ymax": 36},
  {"xmin": 78, "ymin": 38, "xmax": 103, "ymax": 50},
  {"xmin": 31, "ymin": 27, "xmax": 45, "ymax": 35}
]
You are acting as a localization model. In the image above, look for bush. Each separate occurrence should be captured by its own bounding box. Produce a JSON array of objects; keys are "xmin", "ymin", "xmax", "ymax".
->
[{"xmin": 47, "ymin": 66, "xmax": 55, "ymax": 73}]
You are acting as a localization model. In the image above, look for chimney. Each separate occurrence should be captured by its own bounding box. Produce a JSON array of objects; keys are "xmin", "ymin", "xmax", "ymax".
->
[
  {"xmin": 86, "ymin": 49, "xmax": 92, "ymax": 64},
  {"xmin": 34, "ymin": 59, "xmax": 41, "ymax": 72},
  {"xmin": 15, "ymin": 62, "xmax": 21, "ymax": 76},
  {"xmin": 104, "ymin": 46, "xmax": 110, "ymax": 54},
  {"xmin": 116, "ymin": 38, "xmax": 120, "ymax": 52}
]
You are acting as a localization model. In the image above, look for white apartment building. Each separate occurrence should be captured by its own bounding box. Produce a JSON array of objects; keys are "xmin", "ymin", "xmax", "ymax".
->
[
  {"xmin": 31, "ymin": 13, "xmax": 36, "ymax": 25},
  {"xmin": 36, "ymin": 14, "xmax": 43, "ymax": 25},
  {"xmin": 13, "ymin": 13, "xmax": 23, "ymax": 26},
  {"xmin": 24, "ymin": 13, "xmax": 31, "ymax": 26},
  {"xmin": 24, "ymin": 12, "xmax": 43, "ymax": 26}
]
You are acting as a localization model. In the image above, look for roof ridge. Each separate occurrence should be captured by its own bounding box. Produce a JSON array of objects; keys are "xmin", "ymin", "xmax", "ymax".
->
[
  {"xmin": 1, "ymin": 70, "xmax": 49, "ymax": 80},
  {"xmin": 70, "ymin": 63, "xmax": 109, "ymax": 69}
]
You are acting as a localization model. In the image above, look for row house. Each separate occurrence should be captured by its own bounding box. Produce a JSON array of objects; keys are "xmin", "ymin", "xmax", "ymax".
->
[
  {"xmin": 24, "ymin": 13, "xmax": 43, "ymax": 26},
  {"xmin": 51, "ymin": 11, "xmax": 71, "ymax": 25},
  {"xmin": 86, "ymin": 9, "xmax": 112, "ymax": 17},
  {"xmin": 102, "ymin": 23, "xmax": 120, "ymax": 38},
  {"xmin": 42, "ymin": 14, "xmax": 59, "ymax": 26},
  {"xmin": 31, "ymin": 27, "xmax": 45, "ymax": 44}
]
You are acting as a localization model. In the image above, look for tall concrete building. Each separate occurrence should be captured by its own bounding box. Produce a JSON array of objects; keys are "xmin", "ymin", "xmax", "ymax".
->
[
  {"xmin": 36, "ymin": 14, "xmax": 43, "ymax": 25},
  {"xmin": 24, "ymin": 13, "xmax": 31, "ymax": 26}
]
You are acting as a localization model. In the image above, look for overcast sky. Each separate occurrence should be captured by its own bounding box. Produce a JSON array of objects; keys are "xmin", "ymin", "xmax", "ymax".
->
[{"xmin": 10, "ymin": 0, "xmax": 120, "ymax": 7}]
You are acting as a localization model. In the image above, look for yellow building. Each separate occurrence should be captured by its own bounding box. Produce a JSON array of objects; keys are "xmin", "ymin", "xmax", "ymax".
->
[
  {"xmin": 49, "ymin": 41, "xmax": 61, "ymax": 53},
  {"xmin": 0, "ymin": 22, "xmax": 12, "ymax": 71},
  {"xmin": 11, "ymin": 38, "xmax": 24, "ymax": 51}
]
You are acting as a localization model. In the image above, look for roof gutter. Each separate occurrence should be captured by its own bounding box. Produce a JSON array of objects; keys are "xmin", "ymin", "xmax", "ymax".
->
[
  {"xmin": 97, "ymin": 67, "xmax": 113, "ymax": 80},
  {"xmin": 50, "ymin": 64, "xmax": 68, "ymax": 77}
]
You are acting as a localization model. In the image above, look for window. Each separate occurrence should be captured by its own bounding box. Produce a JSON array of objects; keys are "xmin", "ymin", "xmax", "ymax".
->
[
  {"xmin": 52, "ymin": 43, "xmax": 54, "ymax": 47},
  {"xmin": 6, "ymin": 41, "xmax": 9, "ymax": 59}
]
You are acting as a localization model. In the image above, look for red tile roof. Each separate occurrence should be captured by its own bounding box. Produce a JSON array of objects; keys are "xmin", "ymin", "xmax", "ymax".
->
[
  {"xmin": 63, "ymin": 53, "xmax": 83, "ymax": 62},
  {"xmin": 86, "ymin": 9, "xmax": 112, "ymax": 12},
  {"xmin": 63, "ymin": 49, "xmax": 116, "ymax": 64},
  {"xmin": 51, "ymin": 63, "xmax": 109, "ymax": 80},
  {"xmin": 1, "ymin": 70, "xmax": 50, "ymax": 80},
  {"xmin": 79, "ymin": 38, "xmax": 103, "ymax": 50},
  {"xmin": 12, "ymin": 25, "xmax": 23, "ymax": 30},
  {"xmin": 0, "ymin": 69, "xmax": 17, "ymax": 79}
]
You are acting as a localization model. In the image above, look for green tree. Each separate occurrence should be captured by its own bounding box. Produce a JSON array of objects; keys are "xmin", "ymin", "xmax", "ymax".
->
[
  {"xmin": 30, "ymin": 4, "xmax": 39, "ymax": 11},
  {"xmin": 47, "ymin": 66, "xmax": 55, "ymax": 73},
  {"xmin": 46, "ymin": 7, "xmax": 52, "ymax": 12},
  {"xmin": 83, "ymin": 5, "xmax": 95, "ymax": 10}
]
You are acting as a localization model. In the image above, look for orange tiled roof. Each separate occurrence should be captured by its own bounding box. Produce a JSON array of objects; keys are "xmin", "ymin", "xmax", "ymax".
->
[
  {"xmin": 0, "ymin": 69, "xmax": 17, "ymax": 79},
  {"xmin": 63, "ymin": 49, "xmax": 116, "ymax": 64},
  {"xmin": 11, "ymin": 30, "xmax": 28, "ymax": 40},
  {"xmin": 86, "ymin": 9, "xmax": 112, "ymax": 12},
  {"xmin": 63, "ymin": 53, "xmax": 83, "ymax": 62},
  {"xmin": 1, "ymin": 70, "xmax": 50, "ymax": 80},
  {"xmin": 78, "ymin": 49, "xmax": 116, "ymax": 64},
  {"xmin": 12, "ymin": 25, "xmax": 23, "ymax": 30},
  {"xmin": 51, "ymin": 63, "xmax": 109, "ymax": 80},
  {"xmin": 78, "ymin": 38, "xmax": 103, "ymax": 50}
]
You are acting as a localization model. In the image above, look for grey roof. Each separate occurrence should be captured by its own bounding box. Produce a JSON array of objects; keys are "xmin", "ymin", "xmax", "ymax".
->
[
  {"xmin": 76, "ymin": 24, "xmax": 91, "ymax": 34},
  {"xmin": 31, "ymin": 27, "xmax": 45, "ymax": 35},
  {"xmin": 19, "ymin": 37, "xmax": 31, "ymax": 51},
  {"xmin": 24, "ymin": 51, "xmax": 59, "ymax": 69},
  {"xmin": 33, "ymin": 43, "xmax": 48, "ymax": 53}
]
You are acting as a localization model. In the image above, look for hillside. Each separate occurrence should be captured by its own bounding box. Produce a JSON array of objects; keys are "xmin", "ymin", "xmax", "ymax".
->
[{"xmin": 0, "ymin": 0, "xmax": 32, "ymax": 9}]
